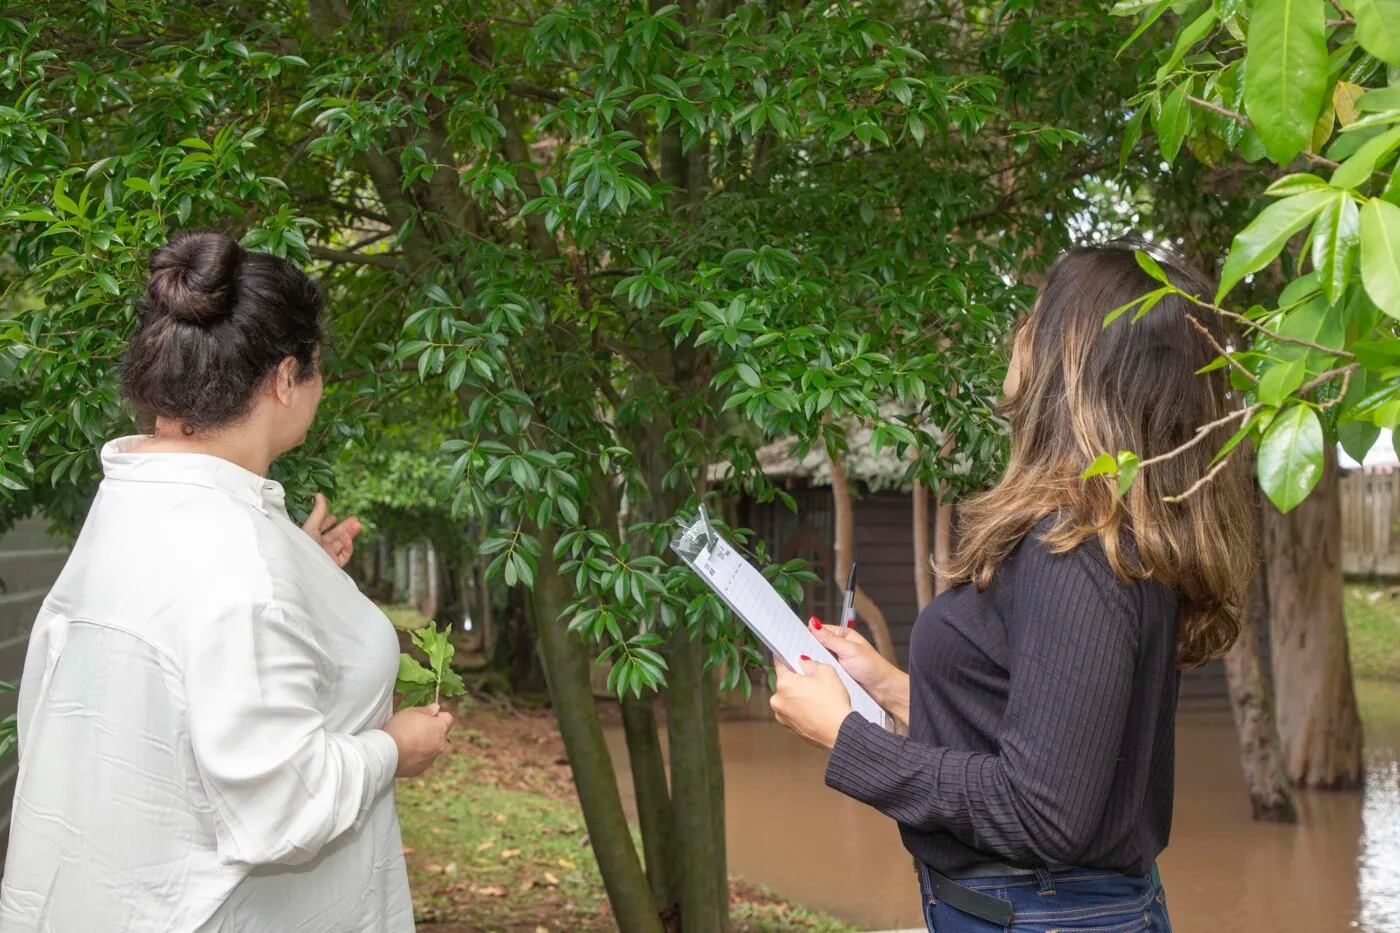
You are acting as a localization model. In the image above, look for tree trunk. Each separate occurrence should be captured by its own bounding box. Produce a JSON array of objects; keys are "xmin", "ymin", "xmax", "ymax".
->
[
  {"xmin": 664, "ymin": 626, "xmax": 729, "ymax": 933},
  {"xmin": 533, "ymin": 536, "xmax": 665, "ymax": 933},
  {"xmin": 827, "ymin": 445, "xmax": 897, "ymax": 661},
  {"xmin": 1263, "ymin": 449, "xmax": 1364, "ymax": 790},
  {"xmin": 701, "ymin": 665, "xmax": 728, "ymax": 918},
  {"xmin": 912, "ymin": 479, "xmax": 934, "ymax": 609},
  {"xmin": 476, "ymin": 551, "xmax": 494, "ymax": 659},
  {"xmin": 934, "ymin": 490, "xmax": 953, "ymax": 596},
  {"xmin": 423, "ymin": 542, "xmax": 439, "ymax": 623},
  {"xmin": 619, "ymin": 694, "xmax": 680, "ymax": 921},
  {"xmin": 1225, "ymin": 562, "xmax": 1297, "ymax": 822}
]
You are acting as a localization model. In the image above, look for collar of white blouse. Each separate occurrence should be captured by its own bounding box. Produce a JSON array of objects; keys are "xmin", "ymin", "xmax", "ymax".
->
[{"xmin": 100, "ymin": 435, "xmax": 288, "ymax": 513}]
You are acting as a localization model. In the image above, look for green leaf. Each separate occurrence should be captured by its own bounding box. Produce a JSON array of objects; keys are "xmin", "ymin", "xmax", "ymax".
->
[
  {"xmin": 1244, "ymin": 0, "xmax": 1329, "ymax": 165},
  {"xmin": 1116, "ymin": 451, "xmax": 1141, "ymax": 498},
  {"xmin": 1257, "ymin": 356, "xmax": 1306, "ymax": 406},
  {"xmin": 179, "ymin": 137, "xmax": 212, "ymax": 151},
  {"xmin": 1156, "ymin": 87, "xmax": 1189, "ymax": 163},
  {"xmin": 736, "ymin": 362, "xmax": 761, "ymax": 387},
  {"xmin": 1347, "ymin": 0, "xmax": 1400, "ymax": 65},
  {"xmin": 1312, "ymin": 192, "xmax": 1361, "ymax": 305},
  {"xmin": 1340, "ymin": 421, "xmax": 1382, "ymax": 463},
  {"xmin": 1258, "ymin": 404, "xmax": 1326, "ymax": 512},
  {"xmin": 1331, "ymin": 126, "xmax": 1400, "ymax": 189},
  {"xmin": 1081, "ymin": 451, "xmax": 1118, "ymax": 479},
  {"xmin": 396, "ymin": 653, "xmax": 435, "ymax": 685},
  {"xmin": 1134, "ymin": 249, "xmax": 1169, "ymax": 284},
  {"xmin": 1360, "ymin": 198, "xmax": 1400, "ymax": 317},
  {"xmin": 1218, "ymin": 189, "xmax": 1336, "ymax": 300},
  {"xmin": 1117, "ymin": 0, "xmax": 1174, "ymax": 55}
]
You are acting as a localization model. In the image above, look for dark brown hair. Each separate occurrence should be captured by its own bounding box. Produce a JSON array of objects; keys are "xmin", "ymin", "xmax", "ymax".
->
[
  {"xmin": 946, "ymin": 241, "xmax": 1255, "ymax": 668},
  {"xmin": 122, "ymin": 229, "xmax": 323, "ymax": 433}
]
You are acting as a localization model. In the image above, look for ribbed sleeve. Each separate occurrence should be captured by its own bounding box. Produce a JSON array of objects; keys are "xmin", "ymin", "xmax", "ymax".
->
[{"xmin": 825, "ymin": 537, "xmax": 1142, "ymax": 867}]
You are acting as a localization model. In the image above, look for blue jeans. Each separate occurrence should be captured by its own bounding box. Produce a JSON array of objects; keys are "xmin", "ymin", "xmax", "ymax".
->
[{"xmin": 917, "ymin": 863, "xmax": 1172, "ymax": 933}]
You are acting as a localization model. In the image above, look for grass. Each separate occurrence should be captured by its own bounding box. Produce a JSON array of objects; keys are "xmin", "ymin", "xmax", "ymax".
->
[
  {"xmin": 397, "ymin": 705, "xmax": 859, "ymax": 933},
  {"xmin": 1344, "ymin": 583, "xmax": 1400, "ymax": 681},
  {"xmin": 382, "ymin": 603, "xmax": 432, "ymax": 632}
]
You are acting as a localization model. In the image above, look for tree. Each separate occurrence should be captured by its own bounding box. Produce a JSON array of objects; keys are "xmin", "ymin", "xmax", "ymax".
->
[
  {"xmin": 2, "ymin": 2, "xmax": 1209, "ymax": 926},
  {"xmin": 1113, "ymin": 0, "xmax": 1400, "ymax": 789}
]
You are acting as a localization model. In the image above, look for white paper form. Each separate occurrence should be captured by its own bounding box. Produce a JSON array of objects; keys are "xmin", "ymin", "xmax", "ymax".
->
[{"xmin": 672, "ymin": 511, "xmax": 890, "ymax": 729}]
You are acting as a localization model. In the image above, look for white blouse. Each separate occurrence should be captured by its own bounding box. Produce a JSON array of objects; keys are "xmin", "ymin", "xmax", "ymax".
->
[{"xmin": 0, "ymin": 438, "xmax": 414, "ymax": 933}]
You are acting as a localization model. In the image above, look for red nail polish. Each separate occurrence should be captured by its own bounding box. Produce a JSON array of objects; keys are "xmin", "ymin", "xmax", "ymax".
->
[
  {"xmin": 810, "ymin": 617, "xmax": 822, "ymax": 630},
  {"xmin": 800, "ymin": 655, "xmax": 811, "ymax": 661}
]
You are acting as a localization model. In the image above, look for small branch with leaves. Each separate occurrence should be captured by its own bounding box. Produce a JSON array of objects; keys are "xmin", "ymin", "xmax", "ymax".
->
[{"xmin": 395, "ymin": 621, "xmax": 466, "ymax": 708}]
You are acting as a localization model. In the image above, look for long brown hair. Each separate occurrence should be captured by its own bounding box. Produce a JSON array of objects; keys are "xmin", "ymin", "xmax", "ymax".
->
[{"xmin": 946, "ymin": 243, "xmax": 1255, "ymax": 668}]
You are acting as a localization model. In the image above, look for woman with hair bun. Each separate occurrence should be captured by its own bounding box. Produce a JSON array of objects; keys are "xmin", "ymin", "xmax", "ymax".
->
[{"xmin": 0, "ymin": 229, "xmax": 449, "ymax": 932}]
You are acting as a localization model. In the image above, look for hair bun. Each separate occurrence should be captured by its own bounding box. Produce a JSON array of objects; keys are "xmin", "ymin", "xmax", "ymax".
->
[{"xmin": 146, "ymin": 228, "xmax": 242, "ymax": 325}]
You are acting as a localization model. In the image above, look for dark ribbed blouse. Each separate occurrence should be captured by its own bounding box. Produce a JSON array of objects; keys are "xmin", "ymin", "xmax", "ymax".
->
[{"xmin": 825, "ymin": 519, "xmax": 1179, "ymax": 876}]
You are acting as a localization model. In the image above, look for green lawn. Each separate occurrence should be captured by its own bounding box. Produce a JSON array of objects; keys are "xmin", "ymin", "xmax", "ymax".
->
[
  {"xmin": 398, "ymin": 706, "xmax": 858, "ymax": 933},
  {"xmin": 1344, "ymin": 584, "xmax": 1400, "ymax": 681}
]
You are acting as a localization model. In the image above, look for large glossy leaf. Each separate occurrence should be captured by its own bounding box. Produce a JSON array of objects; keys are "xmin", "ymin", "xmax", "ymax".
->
[
  {"xmin": 1347, "ymin": 0, "xmax": 1400, "ymax": 65},
  {"xmin": 1331, "ymin": 126, "xmax": 1400, "ymax": 190},
  {"xmin": 1360, "ymin": 198, "xmax": 1400, "ymax": 318},
  {"xmin": 1156, "ymin": 87, "xmax": 1189, "ymax": 162},
  {"xmin": 1339, "ymin": 370, "xmax": 1383, "ymax": 463},
  {"xmin": 1258, "ymin": 404, "xmax": 1326, "ymax": 512},
  {"xmin": 1244, "ymin": 0, "xmax": 1329, "ymax": 165},
  {"xmin": 1312, "ymin": 192, "xmax": 1361, "ymax": 305},
  {"xmin": 1217, "ymin": 189, "xmax": 1336, "ymax": 300}
]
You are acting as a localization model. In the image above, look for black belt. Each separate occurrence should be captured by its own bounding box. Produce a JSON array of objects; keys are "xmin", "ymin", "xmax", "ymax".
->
[{"xmin": 925, "ymin": 866, "xmax": 1015, "ymax": 927}]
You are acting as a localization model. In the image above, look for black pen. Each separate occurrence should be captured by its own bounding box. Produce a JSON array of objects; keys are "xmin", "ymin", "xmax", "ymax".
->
[{"xmin": 841, "ymin": 563, "xmax": 857, "ymax": 628}]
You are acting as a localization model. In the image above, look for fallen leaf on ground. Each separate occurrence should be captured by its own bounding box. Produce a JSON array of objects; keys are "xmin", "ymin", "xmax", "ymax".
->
[
  {"xmin": 557, "ymin": 858, "xmax": 576, "ymax": 869},
  {"xmin": 425, "ymin": 864, "xmax": 443, "ymax": 874},
  {"xmin": 471, "ymin": 885, "xmax": 507, "ymax": 897},
  {"xmin": 401, "ymin": 846, "xmax": 415, "ymax": 855},
  {"xmin": 500, "ymin": 849, "xmax": 520, "ymax": 859},
  {"xmin": 519, "ymin": 879, "xmax": 534, "ymax": 892},
  {"xmin": 535, "ymin": 927, "xmax": 549, "ymax": 933},
  {"xmin": 494, "ymin": 813, "xmax": 507, "ymax": 823},
  {"xmin": 543, "ymin": 872, "xmax": 560, "ymax": 886},
  {"xmin": 443, "ymin": 863, "xmax": 457, "ymax": 875},
  {"xmin": 475, "ymin": 841, "xmax": 494, "ymax": 852}
]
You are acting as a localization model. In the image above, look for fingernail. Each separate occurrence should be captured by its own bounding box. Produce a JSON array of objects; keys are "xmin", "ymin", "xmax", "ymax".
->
[
  {"xmin": 800, "ymin": 655, "xmax": 811, "ymax": 661},
  {"xmin": 810, "ymin": 617, "xmax": 822, "ymax": 630}
]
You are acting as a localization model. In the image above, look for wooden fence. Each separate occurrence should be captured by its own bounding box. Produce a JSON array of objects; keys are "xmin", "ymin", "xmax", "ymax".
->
[{"xmin": 1342, "ymin": 466, "xmax": 1400, "ymax": 575}]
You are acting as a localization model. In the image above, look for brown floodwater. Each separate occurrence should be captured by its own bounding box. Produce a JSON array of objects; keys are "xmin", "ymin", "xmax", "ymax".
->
[{"xmin": 605, "ymin": 679, "xmax": 1400, "ymax": 932}]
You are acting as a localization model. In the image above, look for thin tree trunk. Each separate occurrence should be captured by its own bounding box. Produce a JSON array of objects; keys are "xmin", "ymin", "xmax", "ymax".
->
[
  {"xmin": 1226, "ymin": 560, "xmax": 1297, "ymax": 822},
  {"xmin": 933, "ymin": 489, "xmax": 953, "ymax": 596},
  {"xmin": 423, "ymin": 542, "xmax": 439, "ymax": 623},
  {"xmin": 912, "ymin": 479, "xmax": 934, "ymax": 609},
  {"xmin": 1263, "ymin": 449, "xmax": 1364, "ymax": 789},
  {"xmin": 533, "ymin": 535, "xmax": 665, "ymax": 933},
  {"xmin": 663, "ymin": 626, "xmax": 728, "ymax": 933},
  {"xmin": 475, "ymin": 551, "xmax": 493, "ymax": 659},
  {"xmin": 828, "ymin": 446, "xmax": 897, "ymax": 661},
  {"xmin": 701, "ymin": 666, "xmax": 728, "ymax": 919},
  {"xmin": 619, "ymin": 694, "xmax": 680, "ymax": 921}
]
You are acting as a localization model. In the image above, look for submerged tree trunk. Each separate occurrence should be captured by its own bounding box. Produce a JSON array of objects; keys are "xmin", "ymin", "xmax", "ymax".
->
[
  {"xmin": 828, "ymin": 445, "xmax": 897, "ymax": 661},
  {"xmin": 1263, "ymin": 450, "xmax": 1364, "ymax": 790},
  {"xmin": 533, "ymin": 536, "xmax": 664, "ymax": 933},
  {"xmin": 1226, "ymin": 560, "xmax": 1297, "ymax": 822},
  {"xmin": 619, "ymin": 694, "xmax": 680, "ymax": 922}
]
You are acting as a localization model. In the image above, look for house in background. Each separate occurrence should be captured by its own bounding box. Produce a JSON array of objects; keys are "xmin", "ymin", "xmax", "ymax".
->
[{"xmin": 727, "ymin": 428, "xmax": 1249, "ymax": 708}]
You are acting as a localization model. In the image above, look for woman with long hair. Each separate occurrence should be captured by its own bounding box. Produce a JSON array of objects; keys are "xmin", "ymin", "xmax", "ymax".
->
[
  {"xmin": 0, "ymin": 229, "xmax": 452, "ymax": 932},
  {"xmin": 771, "ymin": 243, "xmax": 1254, "ymax": 932}
]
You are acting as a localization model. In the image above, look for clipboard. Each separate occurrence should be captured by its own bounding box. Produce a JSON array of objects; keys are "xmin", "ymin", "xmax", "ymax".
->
[{"xmin": 671, "ymin": 506, "xmax": 890, "ymax": 729}]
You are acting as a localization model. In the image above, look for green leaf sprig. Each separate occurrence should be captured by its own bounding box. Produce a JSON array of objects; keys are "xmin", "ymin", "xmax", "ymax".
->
[{"xmin": 395, "ymin": 622, "xmax": 466, "ymax": 710}]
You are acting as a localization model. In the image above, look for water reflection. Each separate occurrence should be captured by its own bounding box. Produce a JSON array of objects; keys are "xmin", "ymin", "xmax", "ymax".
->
[{"xmin": 606, "ymin": 681, "xmax": 1400, "ymax": 932}]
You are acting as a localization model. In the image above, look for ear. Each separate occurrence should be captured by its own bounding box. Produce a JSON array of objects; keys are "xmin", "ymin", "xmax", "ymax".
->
[{"xmin": 271, "ymin": 356, "xmax": 300, "ymax": 407}]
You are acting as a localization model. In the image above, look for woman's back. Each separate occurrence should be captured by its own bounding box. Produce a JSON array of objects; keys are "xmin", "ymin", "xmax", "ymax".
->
[{"xmin": 0, "ymin": 439, "xmax": 409, "ymax": 933}]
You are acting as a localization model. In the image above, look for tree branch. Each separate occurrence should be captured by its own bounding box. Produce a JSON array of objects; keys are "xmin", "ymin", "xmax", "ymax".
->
[
  {"xmin": 1184, "ymin": 95, "xmax": 1341, "ymax": 172},
  {"xmin": 1140, "ymin": 404, "xmax": 1261, "ymax": 469},
  {"xmin": 1187, "ymin": 313, "xmax": 1258, "ymax": 383},
  {"xmin": 1165, "ymin": 444, "xmax": 1242, "ymax": 503},
  {"xmin": 308, "ymin": 244, "xmax": 407, "ymax": 271},
  {"xmin": 1184, "ymin": 293, "xmax": 1357, "ymax": 361}
]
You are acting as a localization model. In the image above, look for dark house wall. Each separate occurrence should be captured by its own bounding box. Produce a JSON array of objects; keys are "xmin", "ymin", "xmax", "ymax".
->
[
  {"xmin": 0, "ymin": 519, "xmax": 68, "ymax": 854},
  {"xmin": 742, "ymin": 486, "xmax": 1242, "ymax": 706}
]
